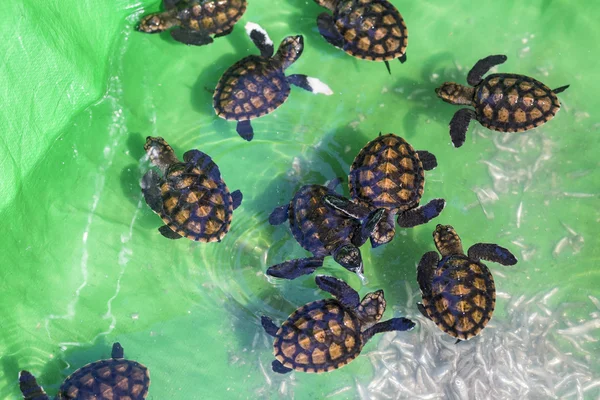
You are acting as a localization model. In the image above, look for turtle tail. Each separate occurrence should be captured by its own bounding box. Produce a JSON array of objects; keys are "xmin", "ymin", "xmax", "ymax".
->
[{"xmin": 19, "ymin": 371, "xmax": 50, "ymax": 400}]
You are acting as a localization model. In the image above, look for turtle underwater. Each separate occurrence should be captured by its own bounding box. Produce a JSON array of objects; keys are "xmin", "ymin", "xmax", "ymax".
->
[
  {"xmin": 435, "ymin": 54, "xmax": 569, "ymax": 147},
  {"xmin": 136, "ymin": 0, "xmax": 246, "ymax": 46},
  {"xmin": 325, "ymin": 133, "xmax": 445, "ymax": 248},
  {"xmin": 266, "ymin": 178, "xmax": 384, "ymax": 281},
  {"xmin": 141, "ymin": 136, "xmax": 243, "ymax": 242},
  {"xmin": 213, "ymin": 22, "xmax": 333, "ymax": 141},
  {"xmin": 417, "ymin": 224, "xmax": 518, "ymax": 341},
  {"xmin": 19, "ymin": 342, "xmax": 150, "ymax": 399},
  {"xmin": 261, "ymin": 275, "xmax": 415, "ymax": 373},
  {"xmin": 313, "ymin": 0, "xmax": 408, "ymax": 74}
]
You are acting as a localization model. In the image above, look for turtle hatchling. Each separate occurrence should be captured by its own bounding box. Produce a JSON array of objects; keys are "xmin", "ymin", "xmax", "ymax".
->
[
  {"xmin": 136, "ymin": 0, "xmax": 246, "ymax": 46},
  {"xmin": 417, "ymin": 224, "xmax": 518, "ymax": 341},
  {"xmin": 261, "ymin": 275, "xmax": 415, "ymax": 373},
  {"xmin": 213, "ymin": 22, "xmax": 333, "ymax": 141},
  {"xmin": 314, "ymin": 0, "xmax": 408, "ymax": 73},
  {"xmin": 19, "ymin": 342, "xmax": 150, "ymax": 399},
  {"xmin": 436, "ymin": 54, "xmax": 569, "ymax": 147},
  {"xmin": 325, "ymin": 133, "xmax": 445, "ymax": 248},
  {"xmin": 267, "ymin": 179, "xmax": 384, "ymax": 281},
  {"xmin": 141, "ymin": 136, "xmax": 242, "ymax": 242}
]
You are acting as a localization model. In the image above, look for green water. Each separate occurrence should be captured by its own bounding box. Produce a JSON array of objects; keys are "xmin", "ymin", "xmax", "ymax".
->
[{"xmin": 1, "ymin": 0, "xmax": 599, "ymax": 398}]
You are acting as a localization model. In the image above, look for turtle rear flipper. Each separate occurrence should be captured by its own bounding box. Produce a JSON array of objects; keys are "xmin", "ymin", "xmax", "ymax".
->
[
  {"xmin": 261, "ymin": 316, "xmax": 279, "ymax": 337},
  {"xmin": 468, "ymin": 243, "xmax": 517, "ymax": 266},
  {"xmin": 287, "ymin": 74, "xmax": 333, "ymax": 95},
  {"xmin": 449, "ymin": 109, "xmax": 476, "ymax": 148},
  {"xmin": 416, "ymin": 251, "xmax": 440, "ymax": 297},
  {"xmin": 316, "ymin": 12, "xmax": 344, "ymax": 49},
  {"xmin": 231, "ymin": 190, "xmax": 243, "ymax": 210},
  {"xmin": 170, "ymin": 28, "xmax": 214, "ymax": 46},
  {"xmin": 19, "ymin": 371, "xmax": 49, "ymax": 400},
  {"xmin": 214, "ymin": 25, "xmax": 234, "ymax": 38},
  {"xmin": 159, "ymin": 225, "xmax": 183, "ymax": 239},
  {"xmin": 553, "ymin": 85, "xmax": 570, "ymax": 94},
  {"xmin": 315, "ymin": 275, "xmax": 360, "ymax": 309},
  {"xmin": 397, "ymin": 198, "xmax": 445, "ymax": 228},
  {"xmin": 272, "ymin": 360, "xmax": 292, "ymax": 374},
  {"xmin": 467, "ymin": 54, "xmax": 507, "ymax": 86},
  {"xmin": 266, "ymin": 257, "xmax": 324, "ymax": 279},
  {"xmin": 362, "ymin": 317, "xmax": 415, "ymax": 343}
]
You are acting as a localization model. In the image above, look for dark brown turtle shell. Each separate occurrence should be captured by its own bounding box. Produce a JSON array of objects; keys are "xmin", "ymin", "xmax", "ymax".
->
[
  {"xmin": 213, "ymin": 56, "xmax": 290, "ymax": 122},
  {"xmin": 158, "ymin": 157, "xmax": 235, "ymax": 242},
  {"xmin": 58, "ymin": 357, "xmax": 150, "ymax": 399},
  {"xmin": 288, "ymin": 185, "xmax": 363, "ymax": 256},
  {"xmin": 273, "ymin": 299, "xmax": 363, "ymax": 373},
  {"xmin": 334, "ymin": 0, "xmax": 408, "ymax": 61},
  {"xmin": 421, "ymin": 255, "xmax": 495, "ymax": 340},
  {"xmin": 474, "ymin": 73, "xmax": 562, "ymax": 132},
  {"xmin": 179, "ymin": 0, "xmax": 247, "ymax": 36},
  {"xmin": 349, "ymin": 134, "xmax": 424, "ymax": 213}
]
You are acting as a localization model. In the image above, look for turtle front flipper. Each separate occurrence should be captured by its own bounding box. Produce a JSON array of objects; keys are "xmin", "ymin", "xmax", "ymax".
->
[
  {"xmin": 315, "ymin": 275, "xmax": 360, "ymax": 308},
  {"xmin": 231, "ymin": 190, "xmax": 243, "ymax": 210},
  {"xmin": 159, "ymin": 225, "xmax": 183, "ymax": 239},
  {"xmin": 261, "ymin": 316, "xmax": 279, "ymax": 337},
  {"xmin": 323, "ymin": 194, "xmax": 369, "ymax": 220},
  {"xmin": 111, "ymin": 342, "xmax": 124, "ymax": 359},
  {"xmin": 449, "ymin": 109, "xmax": 476, "ymax": 148},
  {"xmin": 287, "ymin": 74, "xmax": 333, "ymax": 95},
  {"xmin": 397, "ymin": 198, "xmax": 445, "ymax": 228},
  {"xmin": 245, "ymin": 22, "xmax": 274, "ymax": 57},
  {"xmin": 266, "ymin": 257, "xmax": 324, "ymax": 279},
  {"xmin": 268, "ymin": 204, "xmax": 290, "ymax": 225},
  {"xmin": 170, "ymin": 28, "xmax": 214, "ymax": 46},
  {"xmin": 19, "ymin": 371, "xmax": 49, "ymax": 400},
  {"xmin": 141, "ymin": 170, "xmax": 163, "ymax": 214},
  {"xmin": 467, "ymin": 243, "xmax": 518, "ymax": 266},
  {"xmin": 356, "ymin": 208, "xmax": 385, "ymax": 245},
  {"xmin": 362, "ymin": 317, "xmax": 415, "ymax": 343},
  {"xmin": 236, "ymin": 120, "xmax": 254, "ymax": 141},
  {"xmin": 316, "ymin": 12, "xmax": 344, "ymax": 49},
  {"xmin": 466, "ymin": 54, "xmax": 507, "ymax": 86},
  {"xmin": 417, "ymin": 251, "xmax": 439, "ymax": 297},
  {"xmin": 272, "ymin": 360, "xmax": 293, "ymax": 374},
  {"xmin": 416, "ymin": 150, "xmax": 437, "ymax": 171},
  {"xmin": 332, "ymin": 244, "xmax": 362, "ymax": 275}
]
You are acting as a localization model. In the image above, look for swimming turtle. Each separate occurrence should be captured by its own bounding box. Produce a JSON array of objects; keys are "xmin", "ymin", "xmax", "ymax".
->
[
  {"xmin": 19, "ymin": 342, "xmax": 150, "ymax": 399},
  {"xmin": 136, "ymin": 0, "xmax": 246, "ymax": 46},
  {"xmin": 141, "ymin": 136, "xmax": 243, "ymax": 242},
  {"xmin": 213, "ymin": 22, "xmax": 333, "ymax": 141},
  {"xmin": 261, "ymin": 275, "xmax": 415, "ymax": 373},
  {"xmin": 417, "ymin": 224, "xmax": 518, "ymax": 341},
  {"xmin": 325, "ymin": 133, "xmax": 445, "ymax": 248},
  {"xmin": 266, "ymin": 179, "xmax": 384, "ymax": 281},
  {"xmin": 435, "ymin": 54, "xmax": 570, "ymax": 147},
  {"xmin": 314, "ymin": 0, "xmax": 408, "ymax": 73}
]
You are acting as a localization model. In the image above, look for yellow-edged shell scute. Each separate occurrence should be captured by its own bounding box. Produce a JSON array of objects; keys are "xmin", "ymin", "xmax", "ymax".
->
[
  {"xmin": 334, "ymin": 0, "xmax": 408, "ymax": 61},
  {"xmin": 349, "ymin": 134, "xmax": 424, "ymax": 212},
  {"xmin": 474, "ymin": 73, "xmax": 562, "ymax": 132},
  {"xmin": 213, "ymin": 55, "xmax": 290, "ymax": 121},
  {"xmin": 422, "ymin": 255, "xmax": 495, "ymax": 340},
  {"xmin": 57, "ymin": 358, "xmax": 150, "ymax": 399},
  {"xmin": 181, "ymin": 0, "xmax": 247, "ymax": 36},
  {"xmin": 274, "ymin": 299, "xmax": 363, "ymax": 373}
]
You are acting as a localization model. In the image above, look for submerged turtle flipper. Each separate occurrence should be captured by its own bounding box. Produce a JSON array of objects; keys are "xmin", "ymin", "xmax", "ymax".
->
[
  {"xmin": 467, "ymin": 243, "xmax": 517, "ymax": 266},
  {"xmin": 272, "ymin": 360, "xmax": 293, "ymax": 374},
  {"xmin": 316, "ymin": 12, "xmax": 344, "ymax": 49},
  {"xmin": 362, "ymin": 317, "xmax": 415, "ymax": 343},
  {"xmin": 170, "ymin": 27, "xmax": 214, "ymax": 46},
  {"xmin": 287, "ymin": 74, "xmax": 333, "ymax": 95},
  {"xmin": 159, "ymin": 225, "xmax": 183, "ymax": 239},
  {"xmin": 357, "ymin": 208, "xmax": 385, "ymax": 245},
  {"xmin": 397, "ymin": 198, "xmax": 446, "ymax": 228},
  {"xmin": 416, "ymin": 251, "xmax": 440, "ymax": 297},
  {"xmin": 141, "ymin": 170, "xmax": 163, "ymax": 214},
  {"xmin": 19, "ymin": 371, "xmax": 49, "ymax": 400},
  {"xmin": 553, "ymin": 85, "xmax": 570, "ymax": 94},
  {"xmin": 467, "ymin": 54, "xmax": 507, "ymax": 86},
  {"xmin": 261, "ymin": 316, "xmax": 279, "ymax": 337},
  {"xmin": 231, "ymin": 190, "xmax": 243, "ymax": 210},
  {"xmin": 236, "ymin": 120, "xmax": 254, "ymax": 141},
  {"xmin": 111, "ymin": 342, "xmax": 124, "ymax": 359},
  {"xmin": 416, "ymin": 150, "xmax": 438, "ymax": 171},
  {"xmin": 449, "ymin": 108, "xmax": 476, "ymax": 148},
  {"xmin": 245, "ymin": 22, "xmax": 274, "ymax": 58},
  {"xmin": 266, "ymin": 257, "xmax": 324, "ymax": 279},
  {"xmin": 315, "ymin": 275, "xmax": 360, "ymax": 309},
  {"xmin": 268, "ymin": 204, "xmax": 290, "ymax": 225}
]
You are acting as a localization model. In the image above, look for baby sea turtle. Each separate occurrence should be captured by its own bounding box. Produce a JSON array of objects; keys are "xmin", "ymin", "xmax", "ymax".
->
[
  {"xmin": 267, "ymin": 179, "xmax": 384, "ymax": 281},
  {"xmin": 136, "ymin": 0, "xmax": 246, "ymax": 46},
  {"xmin": 314, "ymin": 0, "xmax": 408, "ymax": 73},
  {"xmin": 325, "ymin": 133, "xmax": 445, "ymax": 248},
  {"xmin": 141, "ymin": 136, "xmax": 242, "ymax": 242},
  {"xmin": 213, "ymin": 22, "xmax": 333, "ymax": 141},
  {"xmin": 19, "ymin": 342, "xmax": 150, "ymax": 399},
  {"xmin": 261, "ymin": 275, "xmax": 415, "ymax": 373},
  {"xmin": 417, "ymin": 224, "xmax": 518, "ymax": 341},
  {"xmin": 435, "ymin": 54, "xmax": 569, "ymax": 147}
]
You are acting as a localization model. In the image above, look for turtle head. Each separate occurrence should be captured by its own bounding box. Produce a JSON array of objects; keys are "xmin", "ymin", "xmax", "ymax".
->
[
  {"xmin": 370, "ymin": 210, "xmax": 396, "ymax": 248},
  {"xmin": 433, "ymin": 224, "xmax": 464, "ymax": 257},
  {"xmin": 144, "ymin": 136, "xmax": 179, "ymax": 173},
  {"xmin": 136, "ymin": 11, "xmax": 177, "ymax": 33},
  {"xmin": 357, "ymin": 290, "xmax": 386, "ymax": 330},
  {"xmin": 274, "ymin": 35, "xmax": 304, "ymax": 70},
  {"xmin": 333, "ymin": 244, "xmax": 363, "ymax": 276},
  {"xmin": 435, "ymin": 82, "xmax": 474, "ymax": 106},
  {"xmin": 313, "ymin": 0, "xmax": 339, "ymax": 11}
]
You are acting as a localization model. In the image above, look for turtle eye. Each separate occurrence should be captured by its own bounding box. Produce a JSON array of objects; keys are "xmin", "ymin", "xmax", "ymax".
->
[{"xmin": 149, "ymin": 16, "xmax": 161, "ymax": 29}]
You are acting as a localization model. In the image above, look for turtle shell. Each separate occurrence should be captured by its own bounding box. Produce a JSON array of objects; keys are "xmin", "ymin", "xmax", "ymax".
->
[
  {"xmin": 422, "ymin": 255, "xmax": 495, "ymax": 340},
  {"xmin": 349, "ymin": 134, "xmax": 424, "ymax": 213},
  {"xmin": 288, "ymin": 185, "xmax": 362, "ymax": 256},
  {"xmin": 158, "ymin": 157, "xmax": 234, "ymax": 242},
  {"xmin": 273, "ymin": 299, "xmax": 363, "ymax": 373},
  {"xmin": 474, "ymin": 73, "xmax": 562, "ymax": 132},
  {"xmin": 334, "ymin": 0, "xmax": 408, "ymax": 61},
  {"xmin": 213, "ymin": 56, "xmax": 290, "ymax": 121},
  {"xmin": 179, "ymin": 0, "xmax": 247, "ymax": 36},
  {"xmin": 58, "ymin": 358, "xmax": 150, "ymax": 399}
]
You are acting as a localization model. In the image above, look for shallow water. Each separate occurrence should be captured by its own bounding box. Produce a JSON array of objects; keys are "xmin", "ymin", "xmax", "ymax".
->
[{"xmin": 0, "ymin": 0, "xmax": 599, "ymax": 399}]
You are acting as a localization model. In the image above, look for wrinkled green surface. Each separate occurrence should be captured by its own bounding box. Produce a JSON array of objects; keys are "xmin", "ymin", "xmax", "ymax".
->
[{"xmin": 0, "ymin": 0, "xmax": 599, "ymax": 398}]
